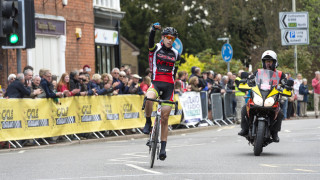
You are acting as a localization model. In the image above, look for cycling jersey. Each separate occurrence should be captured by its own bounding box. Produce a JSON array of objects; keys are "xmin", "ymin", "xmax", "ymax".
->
[{"xmin": 148, "ymin": 30, "xmax": 180, "ymax": 84}]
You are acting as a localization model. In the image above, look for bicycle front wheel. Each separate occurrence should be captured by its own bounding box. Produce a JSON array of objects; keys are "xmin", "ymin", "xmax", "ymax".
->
[{"xmin": 150, "ymin": 117, "xmax": 160, "ymax": 168}]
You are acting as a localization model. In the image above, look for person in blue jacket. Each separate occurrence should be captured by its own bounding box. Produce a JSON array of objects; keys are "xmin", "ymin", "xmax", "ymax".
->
[{"xmin": 299, "ymin": 78, "xmax": 313, "ymax": 117}]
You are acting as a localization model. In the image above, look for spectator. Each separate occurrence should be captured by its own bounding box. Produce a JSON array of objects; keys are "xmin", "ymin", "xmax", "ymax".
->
[
  {"xmin": 299, "ymin": 79, "xmax": 312, "ymax": 117},
  {"xmin": 52, "ymin": 80, "xmax": 57, "ymax": 91},
  {"xmin": 194, "ymin": 67, "xmax": 207, "ymax": 90},
  {"xmin": 234, "ymin": 70, "xmax": 246, "ymax": 124},
  {"xmin": 69, "ymin": 70, "xmax": 85, "ymax": 96},
  {"xmin": 24, "ymin": 69, "xmax": 33, "ymax": 87},
  {"xmin": 174, "ymin": 80, "xmax": 183, "ymax": 95},
  {"xmin": 176, "ymin": 71, "xmax": 187, "ymax": 92},
  {"xmin": 124, "ymin": 67, "xmax": 132, "ymax": 78},
  {"xmin": 140, "ymin": 76, "xmax": 151, "ymax": 93},
  {"xmin": 206, "ymin": 71, "xmax": 214, "ymax": 85},
  {"xmin": 107, "ymin": 74, "xmax": 120, "ymax": 95},
  {"xmin": 119, "ymin": 71, "xmax": 129, "ymax": 94},
  {"xmin": 189, "ymin": 76, "xmax": 201, "ymax": 92},
  {"xmin": 83, "ymin": 65, "xmax": 91, "ymax": 74},
  {"xmin": 287, "ymin": 89, "xmax": 295, "ymax": 120},
  {"xmin": 7, "ymin": 74, "xmax": 16, "ymax": 85},
  {"xmin": 31, "ymin": 75, "xmax": 46, "ymax": 98},
  {"xmin": 111, "ymin": 68, "xmax": 123, "ymax": 94},
  {"xmin": 145, "ymin": 68, "xmax": 152, "ymax": 78},
  {"xmin": 128, "ymin": 74, "xmax": 144, "ymax": 95},
  {"xmin": 100, "ymin": 73, "xmax": 116, "ymax": 95},
  {"xmin": 312, "ymin": 71, "xmax": 320, "ymax": 118},
  {"xmin": 87, "ymin": 74, "xmax": 106, "ymax": 95},
  {"xmin": 294, "ymin": 73, "xmax": 303, "ymax": 116},
  {"xmin": 40, "ymin": 69, "xmax": 63, "ymax": 98},
  {"xmin": 57, "ymin": 73, "xmax": 80, "ymax": 97},
  {"xmin": 189, "ymin": 66, "xmax": 197, "ymax": 79},
  {"xmin": 5, "ymin": 73, "xmax": 41, "ymax": 98}
]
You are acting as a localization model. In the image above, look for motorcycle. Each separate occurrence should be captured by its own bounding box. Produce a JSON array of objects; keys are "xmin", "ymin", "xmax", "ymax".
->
[{"xmin": 238, "ymin": 69, "xmax": 293, "ymax": 156}]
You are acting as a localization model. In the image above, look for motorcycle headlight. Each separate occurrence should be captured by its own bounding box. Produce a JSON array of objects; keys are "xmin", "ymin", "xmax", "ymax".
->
[
  {"xmin": 252, "ymin": 92, "xmax": 263, "ymax": 106},
  {"xmin": 264, "ymin": 95, "xmax": 276, "ymax": 107}
]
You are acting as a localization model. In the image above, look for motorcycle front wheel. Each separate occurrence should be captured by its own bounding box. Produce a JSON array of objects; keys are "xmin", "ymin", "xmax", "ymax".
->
[{"xmin": 254, "ymin": 120, "xmax": 266, "ymax": 156}]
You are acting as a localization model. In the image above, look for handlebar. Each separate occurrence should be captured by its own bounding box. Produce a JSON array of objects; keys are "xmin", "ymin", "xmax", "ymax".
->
[{"xmin": 142, "ymin": 97, "xmax": 179, "ymax": 115}]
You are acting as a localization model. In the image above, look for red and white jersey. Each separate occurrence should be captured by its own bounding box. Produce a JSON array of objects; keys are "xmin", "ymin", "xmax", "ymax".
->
[{"xmin": 149, "ymin": 43, "xmax": 180, "ymax": 84}]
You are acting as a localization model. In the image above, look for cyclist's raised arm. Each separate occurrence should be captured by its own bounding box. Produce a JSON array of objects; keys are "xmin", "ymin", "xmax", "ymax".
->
[{"xmin": 149, "ymin": 22, "xmax": 161, "ymax": 50}]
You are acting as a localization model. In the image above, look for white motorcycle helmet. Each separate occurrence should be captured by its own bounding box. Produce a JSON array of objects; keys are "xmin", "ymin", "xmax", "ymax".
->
[{"xmin": 261, "ymin": 50, "xmax": 278, "ymax": 70}]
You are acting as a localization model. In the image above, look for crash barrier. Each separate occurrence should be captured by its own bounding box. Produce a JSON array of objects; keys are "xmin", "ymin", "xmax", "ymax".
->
[
  {"xmin": 211, "ymin": 93, "xmax": 235, "ymax": 126},
  {"xmin": 0, "ymin": 95, "xmax": 182, "ymax": 142},
  {"xmin": 223, "ymin": 93, "xmax": 235, "ymax": 124}
]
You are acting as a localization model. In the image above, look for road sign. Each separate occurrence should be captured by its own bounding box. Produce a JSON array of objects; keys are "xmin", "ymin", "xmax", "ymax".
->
[
  {"xmin": 281, "ymin": 29, "xmax": 309, "ymax": 46},
  {"xmin": 279, "ymin": 12, "xmax": 308, "ymax": 29},
  {"xmin": 173, "ymin": 38, "xmax": 183, "ymax": 55},
  {"xmin": 160, "ymin": 37, "xmax": 183, "ymax": 55},
  {"xmin": 221, "ymin": 43, "xmax": 233, "ymax": 62}
]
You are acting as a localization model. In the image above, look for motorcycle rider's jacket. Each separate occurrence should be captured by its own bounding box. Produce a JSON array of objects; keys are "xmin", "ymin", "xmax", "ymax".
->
[{"xmin": 252, "ymin": 69, "xmax": 286, "ymax": 86}]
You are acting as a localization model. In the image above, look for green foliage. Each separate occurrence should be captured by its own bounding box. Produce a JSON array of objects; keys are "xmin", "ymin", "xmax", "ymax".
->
[
  {"xmin": 179, "ymin": 53, "xmax": 205, "ymax": 76},
  {"xmin": 120, "ymin": 0, "xmax": 320, "ymax": 76}
]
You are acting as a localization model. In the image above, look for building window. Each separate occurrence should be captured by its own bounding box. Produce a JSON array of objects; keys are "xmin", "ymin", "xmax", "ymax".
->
[
  {"xmin": 96, "ymin": 45, "xmax": 115, "ymax": 74},
  {"xmin": 93, "ymin": 0, "xmax": 120, "ymax": 11}
]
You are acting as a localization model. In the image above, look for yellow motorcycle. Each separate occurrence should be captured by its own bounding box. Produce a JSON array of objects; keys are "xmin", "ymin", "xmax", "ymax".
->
[{"xmin": 239, "ymin": 69, "xmax": 293, "ymax": 156}]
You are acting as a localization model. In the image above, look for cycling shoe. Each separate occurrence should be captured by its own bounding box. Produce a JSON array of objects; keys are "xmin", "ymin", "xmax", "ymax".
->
[
  {"xmin": 159, "ymin": 150, "xmax": 167, "ymax": 161},
  {"xmin": 142, "ymin": 122, "xmax": 151, "ymax": 134}
]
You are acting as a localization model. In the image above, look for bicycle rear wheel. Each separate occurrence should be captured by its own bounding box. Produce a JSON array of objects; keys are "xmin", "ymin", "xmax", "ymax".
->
[{"xmin": 150, "ymin": 117, "xmax": 160, "ymax": 168}]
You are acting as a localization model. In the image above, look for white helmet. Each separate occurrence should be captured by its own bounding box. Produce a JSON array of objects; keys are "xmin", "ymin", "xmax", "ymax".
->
[{"xmin": 261, "ymin": 50, "xmax": 278, "ymax": 70}]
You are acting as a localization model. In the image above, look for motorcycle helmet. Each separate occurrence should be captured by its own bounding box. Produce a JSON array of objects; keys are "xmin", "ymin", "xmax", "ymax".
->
[
  {"xmin": 261, "ymin": 50, "xmax": 278, "ymax": 71},
  {"xmin": 161, "ymin": 27, "xmax": 178, "ymax": 38}
]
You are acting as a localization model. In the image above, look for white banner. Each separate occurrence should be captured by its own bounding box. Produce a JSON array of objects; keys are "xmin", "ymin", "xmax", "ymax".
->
[
  {"xmin": 95, "ymin": 28, "xmax": 118, "ymax": 45},
  {"xmin": 179, "ymin": 92, "xmax": 202, "ymax": 124}
]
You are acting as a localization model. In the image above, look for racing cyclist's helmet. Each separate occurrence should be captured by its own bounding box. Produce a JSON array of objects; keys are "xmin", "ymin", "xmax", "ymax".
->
[
  {"xmin": 261, "ymin": 50, "xmax": 278, "ymax": 71},
  {"xmin": 161, "ymin": 27, "xmax": 178, "ymax": 38}
]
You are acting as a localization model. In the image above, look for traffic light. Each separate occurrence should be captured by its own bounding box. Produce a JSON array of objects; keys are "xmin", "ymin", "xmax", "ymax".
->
[
  {"xmin": 1, "ymin": 0, "xmax": 35, "ymax": 49},
  {"xmin": 0, "ymin": 0, "xmax": 18, "ymax": 38}
]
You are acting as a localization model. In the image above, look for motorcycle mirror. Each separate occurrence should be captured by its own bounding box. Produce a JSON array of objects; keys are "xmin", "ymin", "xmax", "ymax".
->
[
  {"xmin": 241, "ymin": 72, "xmax": 249, "ymax": 79},
  {"xmin": 287, "ymin": 79, "xmax": 294, "ymax": 86}
]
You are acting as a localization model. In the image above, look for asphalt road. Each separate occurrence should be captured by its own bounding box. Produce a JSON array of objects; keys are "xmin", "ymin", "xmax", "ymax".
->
[{"xmin": 0, "ymin": 119, "xmax": 319, "ymax": 180}]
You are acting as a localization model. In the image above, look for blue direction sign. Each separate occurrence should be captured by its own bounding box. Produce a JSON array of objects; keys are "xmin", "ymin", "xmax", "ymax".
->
[
  {"xmin": 160, "ymin": 37, "xmax": 183, "ymax": 55},
  {"xmin": 221, "ymin": 43, "xmax": 233, "ymax": 62}
]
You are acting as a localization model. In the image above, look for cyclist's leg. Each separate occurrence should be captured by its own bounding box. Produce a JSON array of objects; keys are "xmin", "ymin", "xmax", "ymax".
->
[
  {"xmin": 159, "ymin": 83, "xmax": 174, "ymax": 160},
  {"xmin": 143, "ymin": 83, "xmax": 159, "ymax": 134}
]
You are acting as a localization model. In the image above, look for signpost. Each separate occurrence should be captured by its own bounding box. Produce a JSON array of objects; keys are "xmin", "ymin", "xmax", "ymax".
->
[
  {"xmin": 279, "ymin": 12, "xmax": 309, "ymax": 29},
  {"xmin": 279, "ymin": 8, "xmax": 309, "ymax": 74},
  {"xmin": 217, "ymin": 38, "xmax": 233, "ymax": 72},
  {"xmin": 281, "ymin": 29, "xmax": 309, "ymax": 45}
]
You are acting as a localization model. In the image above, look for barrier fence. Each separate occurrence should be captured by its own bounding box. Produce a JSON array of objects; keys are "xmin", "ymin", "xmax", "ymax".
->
[{"xmin": 0, "ymin": 95, "xmax": 183, "ymax": 142}]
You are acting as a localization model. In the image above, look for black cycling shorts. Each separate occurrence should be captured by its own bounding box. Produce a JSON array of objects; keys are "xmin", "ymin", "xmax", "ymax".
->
[{"xmin": 148, "ymin": 81, "xmax": 174, "ymax": 102}]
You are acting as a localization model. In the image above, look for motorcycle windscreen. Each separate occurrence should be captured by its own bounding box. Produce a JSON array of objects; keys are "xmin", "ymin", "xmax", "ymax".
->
[{"xmin": 255, "ymin": 69, "xmax": 279, "ymax": 89}]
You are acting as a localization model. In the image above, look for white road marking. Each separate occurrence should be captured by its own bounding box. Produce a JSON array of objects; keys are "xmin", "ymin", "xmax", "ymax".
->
[
  {"xmin": 217, "ymin": 129, "xmax": 223, "ymax": 132},
  {"xmin": 181, "ymin": 134, "xmax": 186, "ymax": 136},
  {"xmin": 260, "ymin": 164, "xmax": 278, "ymax": 168},
  {"xmin": 294, "ymin": 169, "xmax": 317, "ymax": 172},
  {"xmin": 284, "ymin": 130, "xmax": 291, "ymax": 133},
  {"xmin": 18, "ymin": 150, "xmax": 25, "ymax": 154},
  {"xmin": 126, "ymin": 164, "xmax": 162, "ymax": 174},
  {"xmin": 38, "ymin": 172, "xmax": 320, "ymax": 179},
  {"xmin": 211, "ymin": 141, "xmax": 216, "ymax": 143},
  {"xmin": 171, "ymin": 143, "xmax": 206, "ymax": 148}
]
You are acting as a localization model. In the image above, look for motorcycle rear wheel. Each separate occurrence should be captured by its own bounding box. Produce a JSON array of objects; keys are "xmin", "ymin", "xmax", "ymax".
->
[{"xmin": 254, "ymin": 121, "xmax": 265, "ymax": 156}]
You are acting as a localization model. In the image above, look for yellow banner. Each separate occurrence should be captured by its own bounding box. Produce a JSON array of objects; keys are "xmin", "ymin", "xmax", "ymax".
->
[{"xmin": 0, "ymin": 95, "xmax": 182, "ymax": 141}]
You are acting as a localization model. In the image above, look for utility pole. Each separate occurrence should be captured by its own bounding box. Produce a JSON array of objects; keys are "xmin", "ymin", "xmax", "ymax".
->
[{"xmin": 293, "ymin": 0, "xmax": 298, "ymax": 75}]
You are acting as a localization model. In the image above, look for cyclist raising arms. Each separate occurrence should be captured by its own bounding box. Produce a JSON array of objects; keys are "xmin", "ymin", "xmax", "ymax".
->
[{"xmin": 142, "ymin": 22, "xmax": 181, "ymax": 161}]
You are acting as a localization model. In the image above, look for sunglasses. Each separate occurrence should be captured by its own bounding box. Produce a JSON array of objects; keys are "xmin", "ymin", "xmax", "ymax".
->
[
  {"xmin": 165, "ymin": 35, "xmax": 176, "ymax": 41},
  {"xmin": 119, "ymin": 75, "xmax": 125, "ymax": 78}
]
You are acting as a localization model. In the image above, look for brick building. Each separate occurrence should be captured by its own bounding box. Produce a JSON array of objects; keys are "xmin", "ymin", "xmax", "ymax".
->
[{"xmin": 0, "ymin": 0, "xmax": 139, "ymax": 90}]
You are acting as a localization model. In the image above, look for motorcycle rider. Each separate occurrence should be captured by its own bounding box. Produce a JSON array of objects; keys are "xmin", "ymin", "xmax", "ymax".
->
[{"xmin": 238, "ymin": 50, "xmax": 286, "ymax": 142}]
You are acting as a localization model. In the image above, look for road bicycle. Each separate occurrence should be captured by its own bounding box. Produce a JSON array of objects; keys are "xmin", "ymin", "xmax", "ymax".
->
[{"xmin": 142, "ymin": 96, "xmax": 178, "ymax": 168}]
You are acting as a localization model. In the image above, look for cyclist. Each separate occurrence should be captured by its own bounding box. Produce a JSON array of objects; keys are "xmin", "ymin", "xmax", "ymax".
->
[
  {"xmin": 142, "ymin": 22, "xmax": 180, "ymax": 161},
  {"xmin": 238, "ymin": 50, "xmax": 286, "ymax": 142}
]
